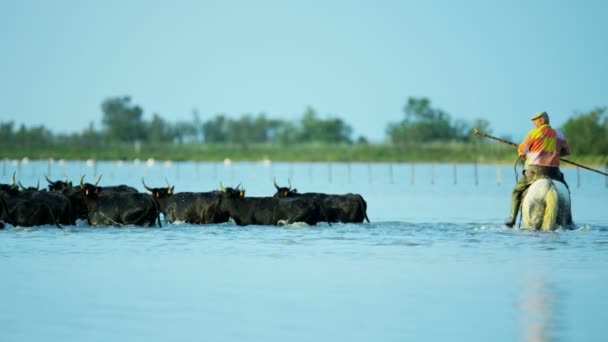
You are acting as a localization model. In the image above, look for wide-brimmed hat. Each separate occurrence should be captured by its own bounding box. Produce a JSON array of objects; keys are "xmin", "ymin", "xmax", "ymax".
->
[{"xmin": 531, "ymin": 111, "xmax": 548, "ymax": 120}]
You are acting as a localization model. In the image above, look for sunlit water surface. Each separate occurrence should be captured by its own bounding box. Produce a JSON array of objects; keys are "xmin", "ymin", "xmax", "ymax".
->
[{"xmin": 1, "ymin": 161, "xmax": 607, "ymax": 342}]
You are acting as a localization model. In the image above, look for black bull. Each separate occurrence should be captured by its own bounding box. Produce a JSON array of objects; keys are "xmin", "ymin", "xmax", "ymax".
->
[
  {"xmin": 80, "ymin": 178, "xmax": 161, "ymax": 227},
  {"xmin": 1, "ymin": 181, "xmax": 73, "ymax": 227},
  {"xmin": 142, "ymin": 179, "xmax": 228, "ymax": 224},
  {"xmin": 218, "ymin": 186, "xmax": 332, "ymax": 226},
  {"xmin": 273, "ymin": 181, "xmax": 370, "ymax": 223}
]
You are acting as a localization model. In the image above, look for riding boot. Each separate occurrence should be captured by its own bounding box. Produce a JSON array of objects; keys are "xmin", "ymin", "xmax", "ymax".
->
[
  {"xmin": 505, "ymin": 176, "xmax": 530, "ymax": 227},
  {"xmin": 505, "ymin": 196, "xmax": 521, "ymax": 228}
]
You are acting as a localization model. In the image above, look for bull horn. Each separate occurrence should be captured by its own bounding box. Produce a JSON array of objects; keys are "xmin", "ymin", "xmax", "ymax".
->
[
  {"xmin": 45, "ymin": 174, "xmax": 53, "ymax": 184},
  {"xmin": 273, "ymin": 177, "xmax": 280, "ymax": 190},
  {"xmin": 219, "ymin": 182, "xmax": 225, "ymax": 192},
  {"xmin": 165, "ymin": 178, "xmax": 171, "ymax": 187},
  {"xmin": 237, "ymin": 183, "xmax": 243, "ymax": 191},
  {"xmin": 18, "ymin": 181, "xmax": 26, "ymax": 190},
  {"xmin": 10, "ymin": 171, "xmax": 16, "ymax": 186},
  {"xmin": 36, "ymin": 180, "xmax": 39, "ymax": 190},
  {"xmin": 142, "ymin": 178, "xmax": 154, "ymax": 192},
  {"xmin": 288, "ymin": 178, "xmax": 292, "ymax": 190},
  {"xmin": 79, "ymin": 175, "xmax": 85, "ymax": 187},
  {"xmin": 94, "ymin": 174, "xmax": 102, "ymax": 186}
]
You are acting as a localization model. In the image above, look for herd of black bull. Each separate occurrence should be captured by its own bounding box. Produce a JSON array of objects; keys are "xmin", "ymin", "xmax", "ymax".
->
[{"xmin": 0, "ymin": 173, "xmax": 370, "ymax": 228}]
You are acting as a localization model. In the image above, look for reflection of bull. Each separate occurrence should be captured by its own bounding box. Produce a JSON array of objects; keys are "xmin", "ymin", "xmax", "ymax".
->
[
  {"xmin": 142, "ymin": 179, "xmax": 229, "ymax": 224},
  {"xmin": 80, "ymin": 176, "xmax": 161, "ymax": 227},
  {"xmin": 273, "ymin": 179, "xmax": 370, "ymax": 223},
  {"xmin": 219, "ymin": 183, "xmax": 331, "ymax": 226},
  {"xmin": 521, "ymin": 178, "xmax": 573, "ymax": 231}
]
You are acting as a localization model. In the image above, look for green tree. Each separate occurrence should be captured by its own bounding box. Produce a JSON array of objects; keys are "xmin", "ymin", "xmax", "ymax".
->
[
  {"xmin": 173, "ymin": 120, "xmax": 198, "ymax": 144},
  {"xmin": 147, "ymin": 113, "xmax": 175, "ymax": 143},
  {"xmin": 561, "ymin": 107, "xmax": 608, "ymax": 155},
  {"xmin": 202, "ymin": 115, "xmax": 229, "ymax": 143},
  {"xmin": 101, "ymin": 96, "xmax": 146, "ymax": 142},
  {"xmin": 386, "ymin": 97, "xmax": 462, "ymax": 144},
  {"xmin": 0, "ymin": 121, "xmax": 15, "ymax": 145},
  {"xmin": 225, "ymin": 114, "xmax": 270, "ymax": 148},
  {"xmin": 298, "ymin": 107, "xmax": 352, "ymax": 144},
  {"xmin": 273, "ymin": 121, "xmax": 299, "ymax": 146}
]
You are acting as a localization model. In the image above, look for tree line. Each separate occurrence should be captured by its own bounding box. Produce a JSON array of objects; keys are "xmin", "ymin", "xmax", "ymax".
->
[{"xmin": 1, "ymin": 96, "xmax": 606, "ymax": 156}]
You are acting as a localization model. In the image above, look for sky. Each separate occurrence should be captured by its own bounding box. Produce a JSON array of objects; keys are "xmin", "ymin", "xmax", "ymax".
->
[{"xmin": 1, "ymin": 0, "xmax": 607, "ymax": 143}]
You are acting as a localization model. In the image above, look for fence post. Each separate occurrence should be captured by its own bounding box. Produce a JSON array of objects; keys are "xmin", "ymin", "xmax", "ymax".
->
[
  {"xmin": 47, "ymin": 158, "xmax": 53, "ymax": 177},
  {"xmin": 410, "ymin": 163, "xmax": 415, "ymax": 185},
  {"xmin": 474, "ymin": 161, "xmax": 479, "ymax": 186},
  {"xmin": 309, "ymin": 163, "xmax": 313, "ymax": 183},
  {"xmin": 496, "ymin": 165, "xmax": 502, "ymax": 187},
  {"xmin": 347, "ymin": 163, "xmax": 351, "ymax": 184},
  {"xmin": 17, "ymin": 160, "xmax": 22, "ymax": 180}
]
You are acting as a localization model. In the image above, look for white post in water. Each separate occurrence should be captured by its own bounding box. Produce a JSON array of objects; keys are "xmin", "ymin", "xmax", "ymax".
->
[
  {"xmin": 496, "ymin": 165, "xmax": 502, "ymax": 187},
  {"xmin": 47, "ymin": 158, "xmax": 53, "ymax": 177},
  {"xmin": 269, "ymin": 162, "xmax": 275, "ymax": 183},
  {"xmin": 474, "ymin": 161, "xmax": 479, "ymax": 186},
  {"xmin": 410, "ymin": 163, "xmax": 415, "ymax": 185},
  {"xmin": 308, "ymin": 163, "xmax": 313, "ymax": 183},
  {"xmin": 347, "ymin": 163, "xmax": 351, "ymax": 184},
  {"xmin": 17, "ymin": 159, "xmax": 22, "ymax": 179}
]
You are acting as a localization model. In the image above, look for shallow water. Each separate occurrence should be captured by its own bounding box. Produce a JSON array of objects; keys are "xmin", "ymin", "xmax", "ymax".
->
[{"xmin": 1, "ymin": 161, "xmax": 607, "ymax": 342}]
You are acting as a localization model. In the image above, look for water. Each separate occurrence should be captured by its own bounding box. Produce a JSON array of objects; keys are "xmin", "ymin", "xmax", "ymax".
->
[{"xmin": 1, "ymin": 160, "xmax": 607, "ymax": 342}]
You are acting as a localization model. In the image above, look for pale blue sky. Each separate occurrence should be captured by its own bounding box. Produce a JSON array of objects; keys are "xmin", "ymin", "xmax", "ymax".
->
[{"xmin": 1, "ymin": 0, "xmax": 606, "ymax": 142}]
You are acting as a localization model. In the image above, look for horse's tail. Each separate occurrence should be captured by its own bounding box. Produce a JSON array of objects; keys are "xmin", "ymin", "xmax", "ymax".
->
[{"xmin": 541, "ymin": 182, "xmax": 559, "ymax": 231}]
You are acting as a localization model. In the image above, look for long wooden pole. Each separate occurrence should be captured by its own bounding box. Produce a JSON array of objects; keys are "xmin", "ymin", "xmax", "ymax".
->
[{"xmin": 472, "ymin": 129, "xmax": 608, "ymax": 177}]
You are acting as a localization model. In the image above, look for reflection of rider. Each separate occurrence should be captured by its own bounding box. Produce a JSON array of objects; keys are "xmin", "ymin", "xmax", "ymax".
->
[{"xmin": 505, "ymin": 111, "xmax": 571, "ymax": 227}]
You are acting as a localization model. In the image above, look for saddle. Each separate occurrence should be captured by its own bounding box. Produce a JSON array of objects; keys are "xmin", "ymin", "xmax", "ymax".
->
[{"xmin": 524, "ymin": 166, "xmax": 569, "ymax": 190}]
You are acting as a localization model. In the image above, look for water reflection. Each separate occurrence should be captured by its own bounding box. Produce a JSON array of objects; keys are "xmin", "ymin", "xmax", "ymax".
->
[{"xmin": 519, "ymin": 273, "xmax": 564, "ymax": 342}]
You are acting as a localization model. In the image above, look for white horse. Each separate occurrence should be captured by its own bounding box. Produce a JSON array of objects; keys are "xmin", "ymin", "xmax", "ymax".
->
[{"xmin": 520, "ymin": 178, "xmax": 572, "ymax": 231}]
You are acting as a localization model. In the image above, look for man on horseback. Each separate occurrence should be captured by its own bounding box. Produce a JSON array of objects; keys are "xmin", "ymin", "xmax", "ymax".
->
[{"xmin": 505, "ymin": 111, "xmax": 571, "ymax": 227}]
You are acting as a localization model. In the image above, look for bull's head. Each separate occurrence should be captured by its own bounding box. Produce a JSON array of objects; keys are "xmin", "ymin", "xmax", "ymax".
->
[
  {"xmin": 18, "ymin": 180, "xmax": 39, "ymax": 191},
  {"xmin": 46, "ymin": 175, "xmax": 73, "ymax": 192},
  {"xmin": 80, "ymin": 175, "xmax": 102, "ymax": 197},
  {"xmin": 273, "ymin": 178, "xmax": 297, "ymax": 197},
  {"xmin": 219, "ymin": 182, "xmax": 245, "ymax": 198},
  {"xmin": 142, "ymin": 178, "xmax": 174, "ymax": 198}
]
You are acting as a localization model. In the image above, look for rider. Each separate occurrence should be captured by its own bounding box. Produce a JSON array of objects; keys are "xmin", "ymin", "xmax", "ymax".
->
[{"xmin": 505, "ymin": 111, "xmax": 571, "ymax": 227}]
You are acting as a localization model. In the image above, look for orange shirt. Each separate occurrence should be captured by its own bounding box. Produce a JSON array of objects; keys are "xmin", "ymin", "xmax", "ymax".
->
[{"xmin": 518, "ymin": 124, "xmax": 570, "ymax": 167}]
